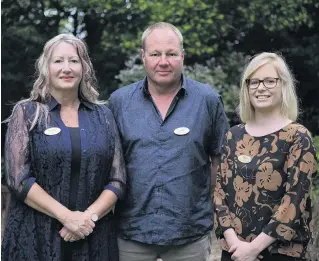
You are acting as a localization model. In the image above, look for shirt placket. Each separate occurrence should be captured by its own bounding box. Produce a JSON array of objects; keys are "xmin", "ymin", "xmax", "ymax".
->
[{"xmin": 150, "ymin": 96, "xmax": 181, "ymax": 242}]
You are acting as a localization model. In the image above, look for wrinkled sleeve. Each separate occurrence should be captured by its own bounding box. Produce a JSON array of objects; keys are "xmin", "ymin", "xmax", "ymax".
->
[
  {"xmin": 4, "ymin": 103, "xmax": 36, "ymax": 201},
  {"xmin": 262, "ymin": 129, "xmax": 317, "ymax": 243},
  {"xmin": 210, "ymin": 96, "xmax": 229, "ymax": 157},
  {"xmin": 103, "ymin": 109, "xmax": 126, "ymax": 200},
  {"xmin": 214, "ymin": 131, "xmax": 234, "ymax": 238},
  {"xmin": 106, "ymin": 93, "xmax": 118, "ymax": 121}
]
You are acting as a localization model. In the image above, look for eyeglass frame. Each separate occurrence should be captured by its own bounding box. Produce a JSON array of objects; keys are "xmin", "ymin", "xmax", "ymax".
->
[{"xmin": 246, "ymin": 77, "xmax": 280, "ymax": 89}]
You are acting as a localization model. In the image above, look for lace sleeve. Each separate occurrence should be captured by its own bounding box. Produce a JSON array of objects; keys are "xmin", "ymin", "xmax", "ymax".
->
[
  {"xmin": 4, "ymin": 103, "xmax": 36, "ymax": 201},
  {"xmin": 103, "ymin": 109, "xmax": 127, "ymax": 200}
]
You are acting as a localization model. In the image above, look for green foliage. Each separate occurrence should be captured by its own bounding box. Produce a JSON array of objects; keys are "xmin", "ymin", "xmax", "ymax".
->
[
  {"xmin": 114, "ymin": 55, "xmax": 145, "ymax": 86},
  {"xmin": 1, "ymin": 0, "xmax": 319, "ymax": 138},
  {"xmin": 183, "ymin": 63, "xmax": 239, "ymax": 121},
  {"xmin": 113, "ymin": 0, "xmax": 318, "ymax": 57},
  {"xmin": 313, "ymin": 136, "xmax": 319, "ymax": 152}
]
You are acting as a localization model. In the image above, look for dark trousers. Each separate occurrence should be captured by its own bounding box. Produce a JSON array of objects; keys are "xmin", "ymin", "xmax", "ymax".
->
[{"xmin": 221, "ymin": 250, "xmax": 306, "ymax": 261}]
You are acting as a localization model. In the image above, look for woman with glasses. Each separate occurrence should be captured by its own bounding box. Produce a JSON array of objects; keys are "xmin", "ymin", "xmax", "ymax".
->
[{"xmin": 214, "ymin": 52, "xmax": 317, "ymax": 261}]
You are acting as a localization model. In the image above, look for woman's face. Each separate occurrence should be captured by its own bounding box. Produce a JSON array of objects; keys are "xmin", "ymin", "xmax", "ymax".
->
[
  {"xmin": 247, "ymin": 63, "xmax": 282, "ymax": 114},
  {"xmin": 49, "ymin": 42, "xmax": 82, "ymax": 92}
]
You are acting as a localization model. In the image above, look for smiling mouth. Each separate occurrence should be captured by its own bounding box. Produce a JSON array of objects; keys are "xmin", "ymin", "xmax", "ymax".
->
[{"xmin": 256, "ymin": 95, "xmax": 270, "ymax": 99}]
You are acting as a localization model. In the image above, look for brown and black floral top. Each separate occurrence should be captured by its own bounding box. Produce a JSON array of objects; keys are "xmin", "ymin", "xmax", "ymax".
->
[{"xmin": 214, "ymin": 123, "xmax": 317, "ymax": 259}]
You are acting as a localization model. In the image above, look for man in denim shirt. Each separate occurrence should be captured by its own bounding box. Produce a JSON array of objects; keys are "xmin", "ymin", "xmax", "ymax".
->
[{"xmin": 109, "ymin": 22, "xmax": 229, "ymax": 261}]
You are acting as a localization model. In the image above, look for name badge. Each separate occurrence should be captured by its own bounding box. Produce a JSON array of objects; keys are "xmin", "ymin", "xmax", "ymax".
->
[
  {"xmin": 238, "ymin": 155, "xmax": 252, "ymax": 163},
  {"xmin": 44, "ymin": 127, "xmax": 61, "ymax": 136},
  {"xmin": 174, "ymin": 127, "xmax": 190, "ymax": 136}
]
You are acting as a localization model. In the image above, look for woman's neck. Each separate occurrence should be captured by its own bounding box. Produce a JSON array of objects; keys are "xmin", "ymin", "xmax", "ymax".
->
[
  {"xmin": 252, "ymin": 105, "xmax": 285, "ymax": 124},
  {"xmin": 50, "ymin": 89, "xmax": 79, "ymax": 107},
  {"xmin": 253, "ymin": 113, "xmax": 287, "ymax": 126},
  {"xmin": 246, "ymin": 110, "xmax": 292, "ymax": 136}
]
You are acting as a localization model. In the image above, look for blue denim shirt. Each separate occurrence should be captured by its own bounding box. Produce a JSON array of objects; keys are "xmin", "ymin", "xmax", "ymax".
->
[{"xmin": 109, "ymin": 76, "xmax": 229, "ymax": 245}]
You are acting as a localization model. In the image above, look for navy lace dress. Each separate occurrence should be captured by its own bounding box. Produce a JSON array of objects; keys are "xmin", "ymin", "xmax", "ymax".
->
[{"xmin": 2, "ymin": 98, "xmax": 126, "ymax": 261}]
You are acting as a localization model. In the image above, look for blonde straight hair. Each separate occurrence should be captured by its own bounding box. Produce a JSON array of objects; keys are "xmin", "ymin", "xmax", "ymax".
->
[{"xmin": 239, "ymin": 52, "xmax": 298, "ymax": 123}]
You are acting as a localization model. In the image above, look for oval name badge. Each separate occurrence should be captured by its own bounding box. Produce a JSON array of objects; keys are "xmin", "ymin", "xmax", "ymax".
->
[
  {"xmin": 174, "ymin": 127, "xmax": 190, "ymax": 136},
  {"xmin": 238, "ymin": 155, "xmax": 252, "ymax": 163},
  {"xmin": 44, "ymin": 127, "xmax": 61, "ymax": 136}
]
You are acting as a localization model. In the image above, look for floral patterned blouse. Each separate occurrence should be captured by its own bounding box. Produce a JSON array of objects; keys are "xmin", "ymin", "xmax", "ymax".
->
[{"xmin": 214, "ymin": 123, "xmax": 317, "ymax": 259}]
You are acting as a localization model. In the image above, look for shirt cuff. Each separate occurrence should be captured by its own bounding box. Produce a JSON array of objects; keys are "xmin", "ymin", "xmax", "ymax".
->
[
  {"xmin": 215, "ymin": 224, "xmax": 233, "ymax": 239},
  {"xmin": 262, "ymin": 220, "xmax": 296, "ymax": 243},
  {"xmin": 104, "ymin": 184, "xmax": 123, "ymax": 200},
  {"xmin": 20, "ymin": 177, "xmax": 36, "ymax": 201}
]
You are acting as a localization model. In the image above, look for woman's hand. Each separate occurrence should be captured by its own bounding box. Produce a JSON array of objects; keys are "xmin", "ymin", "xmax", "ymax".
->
[
  {"xmin": 59, "ymin": 210, "xmax": 95, "ymax": 238},
  {"xmin": 229, "ymin": 241, "xmax": 262, "ymax": 261},
  {"xmin": 59, "ymin": 227, "xmax": 81, "ymax": 242}
]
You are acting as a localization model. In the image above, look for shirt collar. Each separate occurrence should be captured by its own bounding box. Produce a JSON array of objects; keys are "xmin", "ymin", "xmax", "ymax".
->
[
  {"xmin": 141, "ymin": 74, "xmax": 187, "ymax": 98},
  {"xmin": 48, "ymin": 96, "xmax": 94, "ymax": 111}
]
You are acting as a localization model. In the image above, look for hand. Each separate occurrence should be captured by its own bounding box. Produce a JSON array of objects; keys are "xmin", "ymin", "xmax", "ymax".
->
[
  {"xmin": 226, "ymin": 236, "xmax": 241, "ymax": 249},
  {"xmin": 223, "ymin": 228, "xmax": 241, "ymax": 250},
  {"xmin": 59, "ymin": 211, "xmax": 95, "ymax": 239},
  {"xmin": 229, "ymin": 241, "xmax": 262, "ymax": 261},
  {"xmin": 59, "ymin": 227, "xmax": 81, "ymax": 242}
]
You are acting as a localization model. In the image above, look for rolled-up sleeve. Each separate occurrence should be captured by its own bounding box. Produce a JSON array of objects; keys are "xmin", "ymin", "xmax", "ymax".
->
[
  {"xmin": 103, "ymin": 110, "xmax": 126, "ymax": 200},
  {"xmin": 262, "ymin": 129, "xmax": 317, "ymax": 243},
  {"xmin": 4, "ymin": 103, "xmax": 36, "ymax": 201}
]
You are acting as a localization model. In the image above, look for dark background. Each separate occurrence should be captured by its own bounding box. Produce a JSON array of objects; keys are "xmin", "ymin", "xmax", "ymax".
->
[{"xmin": 2, "ymin": 0, "xmax": 319, "ymax": 148}]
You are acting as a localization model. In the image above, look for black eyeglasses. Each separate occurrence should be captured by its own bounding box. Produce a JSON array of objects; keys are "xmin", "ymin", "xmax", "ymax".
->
[{"xmin": 246, "ymin": 77, "xmax": 280, "ymax": 89}]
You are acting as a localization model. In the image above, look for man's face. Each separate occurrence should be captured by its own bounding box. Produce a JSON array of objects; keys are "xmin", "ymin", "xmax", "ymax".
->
[{"xmin": 142, "ymin": 28, "xmax": 184, "ymax": 89}]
